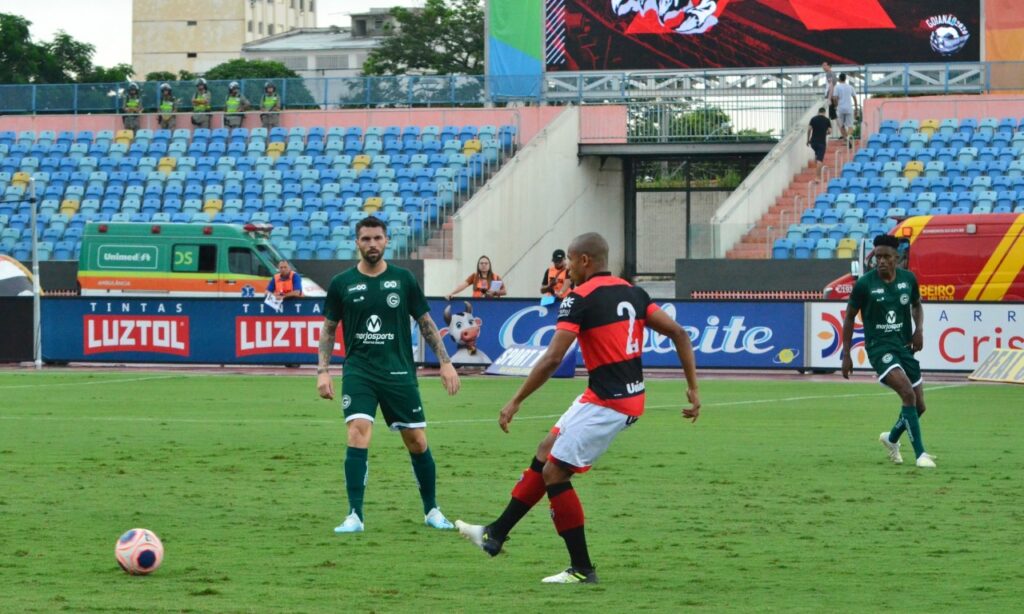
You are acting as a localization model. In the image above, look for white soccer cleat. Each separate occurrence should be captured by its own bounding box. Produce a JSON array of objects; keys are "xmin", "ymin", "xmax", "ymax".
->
[
  {"xmin": 455, "ymin": 520, "xmax": 485, "ymax": 547},
  {"xmin": 541, "ymin": 567, "xmax": 599, "ymax": 584},
  {"xmin": 424, "ymin": 507, "xmax": 454, "ymax": 530},
  {"xmin": 333, "ymin": 511, "xmax": 364, "ymax": 533},
  {"xmin": 879, "ymin": 432, "xmax": 903, "ymax": 464},
  {"xmin": 915, "ymin": 453, "xmax": 937, "ymax": 468}
]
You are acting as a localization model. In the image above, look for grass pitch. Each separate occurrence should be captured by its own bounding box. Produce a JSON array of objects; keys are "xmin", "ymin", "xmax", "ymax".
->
[{"xmin": 0, "ymin": 370, "xmax": 1021, "ymax": 613}]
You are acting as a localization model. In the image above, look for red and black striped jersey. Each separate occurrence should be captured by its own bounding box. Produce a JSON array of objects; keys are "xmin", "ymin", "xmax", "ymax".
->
[{"xmin": 556, "ymin": 272, "xmax": 658, "ymax": 416}]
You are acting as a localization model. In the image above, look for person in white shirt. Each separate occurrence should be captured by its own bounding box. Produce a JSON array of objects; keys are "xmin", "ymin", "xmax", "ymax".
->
[{"xmin": 833, "ymin": 73, "xmax": 859, "ymax": 148}]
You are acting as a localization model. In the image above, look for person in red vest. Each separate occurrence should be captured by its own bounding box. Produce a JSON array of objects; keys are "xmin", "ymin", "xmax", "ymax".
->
[
  {"xmin": 540, "ymin": 249, "xmax": 572, "ymax": 299},
  {"xmin": 267, "ymin": 260, "xmax": 303, "ymax": 300}
]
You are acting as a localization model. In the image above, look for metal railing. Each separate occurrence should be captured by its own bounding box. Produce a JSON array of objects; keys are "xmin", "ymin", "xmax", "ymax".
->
[{"xmin": 0, "ymin": 62, "xmax": 1017, "ymax": 116}]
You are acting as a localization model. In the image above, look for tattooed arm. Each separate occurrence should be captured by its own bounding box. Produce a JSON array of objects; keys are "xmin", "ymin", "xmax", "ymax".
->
[
  {"xmin": 416, "ymin": 313, "xmax": 460, "ymax": 395},
  {"xmin": 316, "ymin": 319, "xmax": 339, "ymax": 399}
]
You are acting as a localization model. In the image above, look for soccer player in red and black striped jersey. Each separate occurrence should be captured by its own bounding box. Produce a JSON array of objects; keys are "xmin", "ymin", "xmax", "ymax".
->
[{"xmin": 455, "ymin": 232, "xmax": 700, "ymax": 584}]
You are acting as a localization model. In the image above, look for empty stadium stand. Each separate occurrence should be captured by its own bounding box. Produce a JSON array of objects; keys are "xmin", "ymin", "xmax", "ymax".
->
[
  {"xmin": 0, "ymin": 123, "xmax": 519, "ymax": 262},
  {"xmin": 731, "ymin": 117, "xmax": 1024, "ymax": 259}
]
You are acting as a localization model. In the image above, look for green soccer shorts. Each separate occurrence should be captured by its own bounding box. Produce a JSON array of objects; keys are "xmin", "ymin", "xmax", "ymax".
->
[
  {"xmin": 867, "ymin": 345, "xmax": 922, "ymax": 387},
  {"xmin": 340, "ymin": 372, "xmax": 426, "ymax": 430}
]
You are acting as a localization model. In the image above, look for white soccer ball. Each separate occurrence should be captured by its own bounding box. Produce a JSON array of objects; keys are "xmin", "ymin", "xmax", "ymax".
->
[{"xmin": 115, "ymin": 528, "xmax": 164, "ymax": 575}]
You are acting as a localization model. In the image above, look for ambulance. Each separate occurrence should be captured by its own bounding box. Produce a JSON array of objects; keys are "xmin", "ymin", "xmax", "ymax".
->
[
  {"xmin": 823, "ymin": 213, "xmax": 1024, "ymax": 301},
  {"xmin": 78, "ymin": 222, "xmax": 326, "ymax": 297}
]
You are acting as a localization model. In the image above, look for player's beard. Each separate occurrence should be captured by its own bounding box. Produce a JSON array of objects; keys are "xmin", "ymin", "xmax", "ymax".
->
[{"xmin": 361, "ymin": 248, "xmax": 382, "ymax": 265}]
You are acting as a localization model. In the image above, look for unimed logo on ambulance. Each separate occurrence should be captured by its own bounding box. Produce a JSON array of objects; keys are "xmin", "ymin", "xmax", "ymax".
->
[
  {"xmin": 235, "ymin": 316, "xmax": 345, "ymax": 357},
  {"xmin": 84, "ymin": 316, "xmax": 190, "ymax": 356}
]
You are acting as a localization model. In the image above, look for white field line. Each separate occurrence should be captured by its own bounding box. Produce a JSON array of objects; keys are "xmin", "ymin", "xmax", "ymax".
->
[
  {"xmin": 0, "ymin": 384, "xmax": 968, "ymax": 426},
  {"xmin": 0, "ymin": 375, "xmax": 183, "ymax": 389}
]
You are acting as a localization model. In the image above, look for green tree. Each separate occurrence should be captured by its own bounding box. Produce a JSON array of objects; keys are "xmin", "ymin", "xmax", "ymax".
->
[
  {"xmin": 145, "ymin": 71, "xmax": 178, "ymax": 82},
  {"xmin": 361, "ymin": 0, "xmax": 484, "ymax": 76},
  {"xmin": 0, "ymin": 13, "xmax": 54, "ymax": 83},
  {"xmin": 80, "ymin": 63, "xmax": 135, "ymax": 84},
  {"xmin": 202, "ymin": 58, "xmax": 301, "ymax": 81},
  {"xmin": 46, "ymin": 31, "xmax": 95, "ymax": 81}
]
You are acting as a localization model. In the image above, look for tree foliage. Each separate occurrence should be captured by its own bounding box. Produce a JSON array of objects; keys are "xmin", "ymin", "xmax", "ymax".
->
[
  {"xmin": 361, "ymin": 0, "xmax": 484, "ymax": 76},
  {"xmin": 202, "ymin": 59, "xmax": 301, "ymax": 81},
  {"xmin": 0, "ymin": 12, "xmax": 134, "ymax": 84}
]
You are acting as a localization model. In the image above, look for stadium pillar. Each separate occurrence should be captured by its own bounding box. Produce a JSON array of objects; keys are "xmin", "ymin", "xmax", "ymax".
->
[{"xmin": 623, "ymin": 158, "xmax": 637, "ymax": 280}]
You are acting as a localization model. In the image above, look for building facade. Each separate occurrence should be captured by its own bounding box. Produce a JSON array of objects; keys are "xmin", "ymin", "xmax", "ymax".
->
[
  {"xmin": 132, "ymin": 0, "xmax": 317, "ymax": 78},
  {"xmin": 240, "ymin": 11, "xmax": 397, "ymax": 78}
]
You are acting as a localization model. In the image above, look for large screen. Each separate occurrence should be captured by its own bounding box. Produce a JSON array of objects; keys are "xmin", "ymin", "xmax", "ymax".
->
[{"xmin": 545, "ymin": 0, "xmax": 981, "ymax": 71}]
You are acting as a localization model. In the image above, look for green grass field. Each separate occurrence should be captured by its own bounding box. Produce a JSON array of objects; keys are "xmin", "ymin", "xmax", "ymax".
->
[{"xmin": 1, "ymin": 371, "xmax": 1021, "ymax": 613}]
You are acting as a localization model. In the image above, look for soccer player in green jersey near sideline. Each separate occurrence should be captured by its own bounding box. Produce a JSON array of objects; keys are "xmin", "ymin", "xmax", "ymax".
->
[
  {"xmin": 842, "ymin": 234, "xmax": 935, "ymax": 468},
  {"xmin": 317, "ymin": 216, "xmax": 461, "ymax": 532}
]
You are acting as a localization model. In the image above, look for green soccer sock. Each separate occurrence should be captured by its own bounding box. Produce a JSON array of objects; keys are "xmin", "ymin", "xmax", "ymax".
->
[
  {"xmin": 409, "ymin": 448, "xmax": 438, "ymax": 514},
  {"xmin": 344, "ymin": 446, "xmax": 369, "ymax": 521},
  {"xmin": 900, "ymin": 406, "xmax": 926, "ymax": 458},
  {"xmin": 888, "ymin": 412, "xmax": 907, "ymax": 443}
]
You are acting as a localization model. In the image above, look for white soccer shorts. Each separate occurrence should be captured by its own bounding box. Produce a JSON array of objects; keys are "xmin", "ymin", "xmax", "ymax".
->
[{"xmin": 549, "ymin": 395, "xmax": 639, "ymax": 473}]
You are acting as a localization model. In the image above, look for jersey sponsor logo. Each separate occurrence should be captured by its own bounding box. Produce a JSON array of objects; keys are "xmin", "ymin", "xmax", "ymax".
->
[
  {"xmin": 625, "ymin": 380, "xmax": 645, "ymax": 394},
  {"xmin": 355, "ymin": 313, "xmax": 395, "ymax": 344},
  {"xmin": 386, "ymin": 292, "xmax": 400, "ymax": 308},
  {"xmin": 235, "ymin": 316, "xmax": 344, "ymax": 357},
  {"xmin": 382, "ymin": 280, "xmax": 399, "ymax": 289},
  {"xmin": 84, "ymin": 315, "xmax": 189, "ymax": 356},
  {"xmin": 347, "ymin": 283, "xmax": 367, "ymax": 293},
  {"xmin": 557, "ymin": 296, "xmax": 575, "ymax": 318}
]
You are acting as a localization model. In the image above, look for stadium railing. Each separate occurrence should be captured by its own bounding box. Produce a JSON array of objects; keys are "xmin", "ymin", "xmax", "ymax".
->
[{"xmin": 0, "ymin": 62, "xmax": 1017, "ymax": 116}]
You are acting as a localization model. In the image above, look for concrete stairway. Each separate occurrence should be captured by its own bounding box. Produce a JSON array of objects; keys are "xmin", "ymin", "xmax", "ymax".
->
[{"xmin": 726, "ymin": 144, "xmax": 850, "ymax": 259}]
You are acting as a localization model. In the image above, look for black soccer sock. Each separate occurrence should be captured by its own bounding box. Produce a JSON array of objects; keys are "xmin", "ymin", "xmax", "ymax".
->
[
  {"xmin": 490, "ymin": 457, "xmax": 546, "ymax": 539},
  {"xmin": 548, "ymin": 481, "xmax": 593, "ymax": 572}
]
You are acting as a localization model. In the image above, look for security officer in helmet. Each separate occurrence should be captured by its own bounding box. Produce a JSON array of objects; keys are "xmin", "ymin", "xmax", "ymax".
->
[
  {"xmin": 260, "ymin": 81, "xmax": 281, "ymax": 129},
  {"xmin": 191, "ymin": 78, "xmax": 212, "ymax": 129},
  {"xmin": 223, "ymin": 81, "xmax": 250, "ymax": 129},
  {"xmin": 157, "ymin": 83, "xmax": 177, "ymax": 130},
  {"xmin": 122, "ymin": 82, "xmax": 143, "ymax": 132}
]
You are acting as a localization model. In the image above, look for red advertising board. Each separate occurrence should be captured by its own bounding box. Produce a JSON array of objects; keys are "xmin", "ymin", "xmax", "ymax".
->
[{"xmin": 547, "ymin": 1, "xmax": 980, "ymax": 70}]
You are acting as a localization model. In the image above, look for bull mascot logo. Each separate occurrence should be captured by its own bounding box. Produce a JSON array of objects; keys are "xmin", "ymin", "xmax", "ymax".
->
[
  {"xmin": 441, "ymin": 301, "xmax": 492, "ymax": 365},
  {"xmin": 611, "ymin": 0, "xmax": 723, "ymax": 35}
]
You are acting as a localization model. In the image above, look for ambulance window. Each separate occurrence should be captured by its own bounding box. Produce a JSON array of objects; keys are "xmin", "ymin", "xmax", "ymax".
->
[
  {"xmin": 197, "ymin": 245, "xmax": 217, "ymax": 273},
  {"xmin": 229, "ymin": 247, "xmax": 271, "ymax": 277},
  {"xmin": 173, "ymin": 244, "xmax": 216, "ymax": 273},
  {"xmin": 897, "ymin": 239, "xmax": 910, "ymax": 268}
]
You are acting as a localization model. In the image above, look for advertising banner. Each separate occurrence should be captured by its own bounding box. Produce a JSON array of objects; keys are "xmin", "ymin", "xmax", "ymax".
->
[
  {"xmin": 41, "ymin": 297, "xmax": 806, "ymax": 369},
  {"xmin": 42, "ymin": 298, "xmax": 344, "ymax": 364},
  {"xmin": 426, "ymin": 298, "xmax": 805, "ymax": 369},
  {"xmin": 806, "ymin": 302, "xmax": 1024, "ymax": 372},
  {"xmin": 546, "ymin": 0, "xmax": 981, "ymax": 71}
]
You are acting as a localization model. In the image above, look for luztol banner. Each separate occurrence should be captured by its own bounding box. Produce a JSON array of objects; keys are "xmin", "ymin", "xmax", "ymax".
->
[
  {"xmin": 426, "ymin": 298, "xmax": 805, "ymax": 369},
  {"xmin": 546, "ymin": 1, "xmax": 980, "ymax": 71},
  {"xmin": 807, "ymin": 302, "xmax": 1024, "ymax": 371},
  {"xmin": 42, "ymin": 298, "xmax": 345, "ymax": 364}
]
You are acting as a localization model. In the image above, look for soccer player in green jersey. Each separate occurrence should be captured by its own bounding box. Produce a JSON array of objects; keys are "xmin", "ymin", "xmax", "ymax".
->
[
  {"xmin": 316, "ymin": 216, "xmax": 462, "ymax": 532},
  {"xmin": 842, "ymin": 234, "xmax": 935, "ymax": 468}
]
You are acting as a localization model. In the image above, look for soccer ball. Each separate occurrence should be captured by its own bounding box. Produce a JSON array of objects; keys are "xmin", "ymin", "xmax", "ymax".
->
[{"xmin": 115, "ymin": 528, "xmax": 164, "ymax": 575}]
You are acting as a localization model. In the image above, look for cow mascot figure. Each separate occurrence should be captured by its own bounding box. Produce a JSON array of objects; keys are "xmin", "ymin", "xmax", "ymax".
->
[{"xmin": 441, "ymin": 301, "xmax": 492, "ymax": 365}]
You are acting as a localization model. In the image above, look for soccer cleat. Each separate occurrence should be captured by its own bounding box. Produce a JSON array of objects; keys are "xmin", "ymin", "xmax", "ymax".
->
[
  {"xmin": 915, "ymin": 453, "xmax": 936, "ymax": 468},
  {"xmin": 424, "ymin": 507, "xmax": 454, "ymax": 530},
  {"xmin": 454, "ymin": 520, "xmax": 506, "ymax": 556},
  {"xmin": 879, "ymin": 432, "xmax": 903, "ymax": 465},
  {"xmin": 541, "ymin": 566, "xmax": 599, "ymax": 584},
  {"xmin": 333, "ymin": 511, "xmax": 364, "ymax": 533}
]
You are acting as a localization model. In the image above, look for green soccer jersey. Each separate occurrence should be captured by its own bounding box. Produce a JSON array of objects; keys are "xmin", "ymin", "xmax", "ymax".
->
[
  {"xmin": 323, "ymin": 264, "xmax": 429, "ymax": 381},
  {"xmin": 848, "ymin": 268, "xmax": 920, "ymax": 353}
]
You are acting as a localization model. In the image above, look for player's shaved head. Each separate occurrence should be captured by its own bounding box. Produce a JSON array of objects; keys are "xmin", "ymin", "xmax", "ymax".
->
[{"xmin": 569, "ymin": 232, "xmax": 609, "ymax": 268}]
